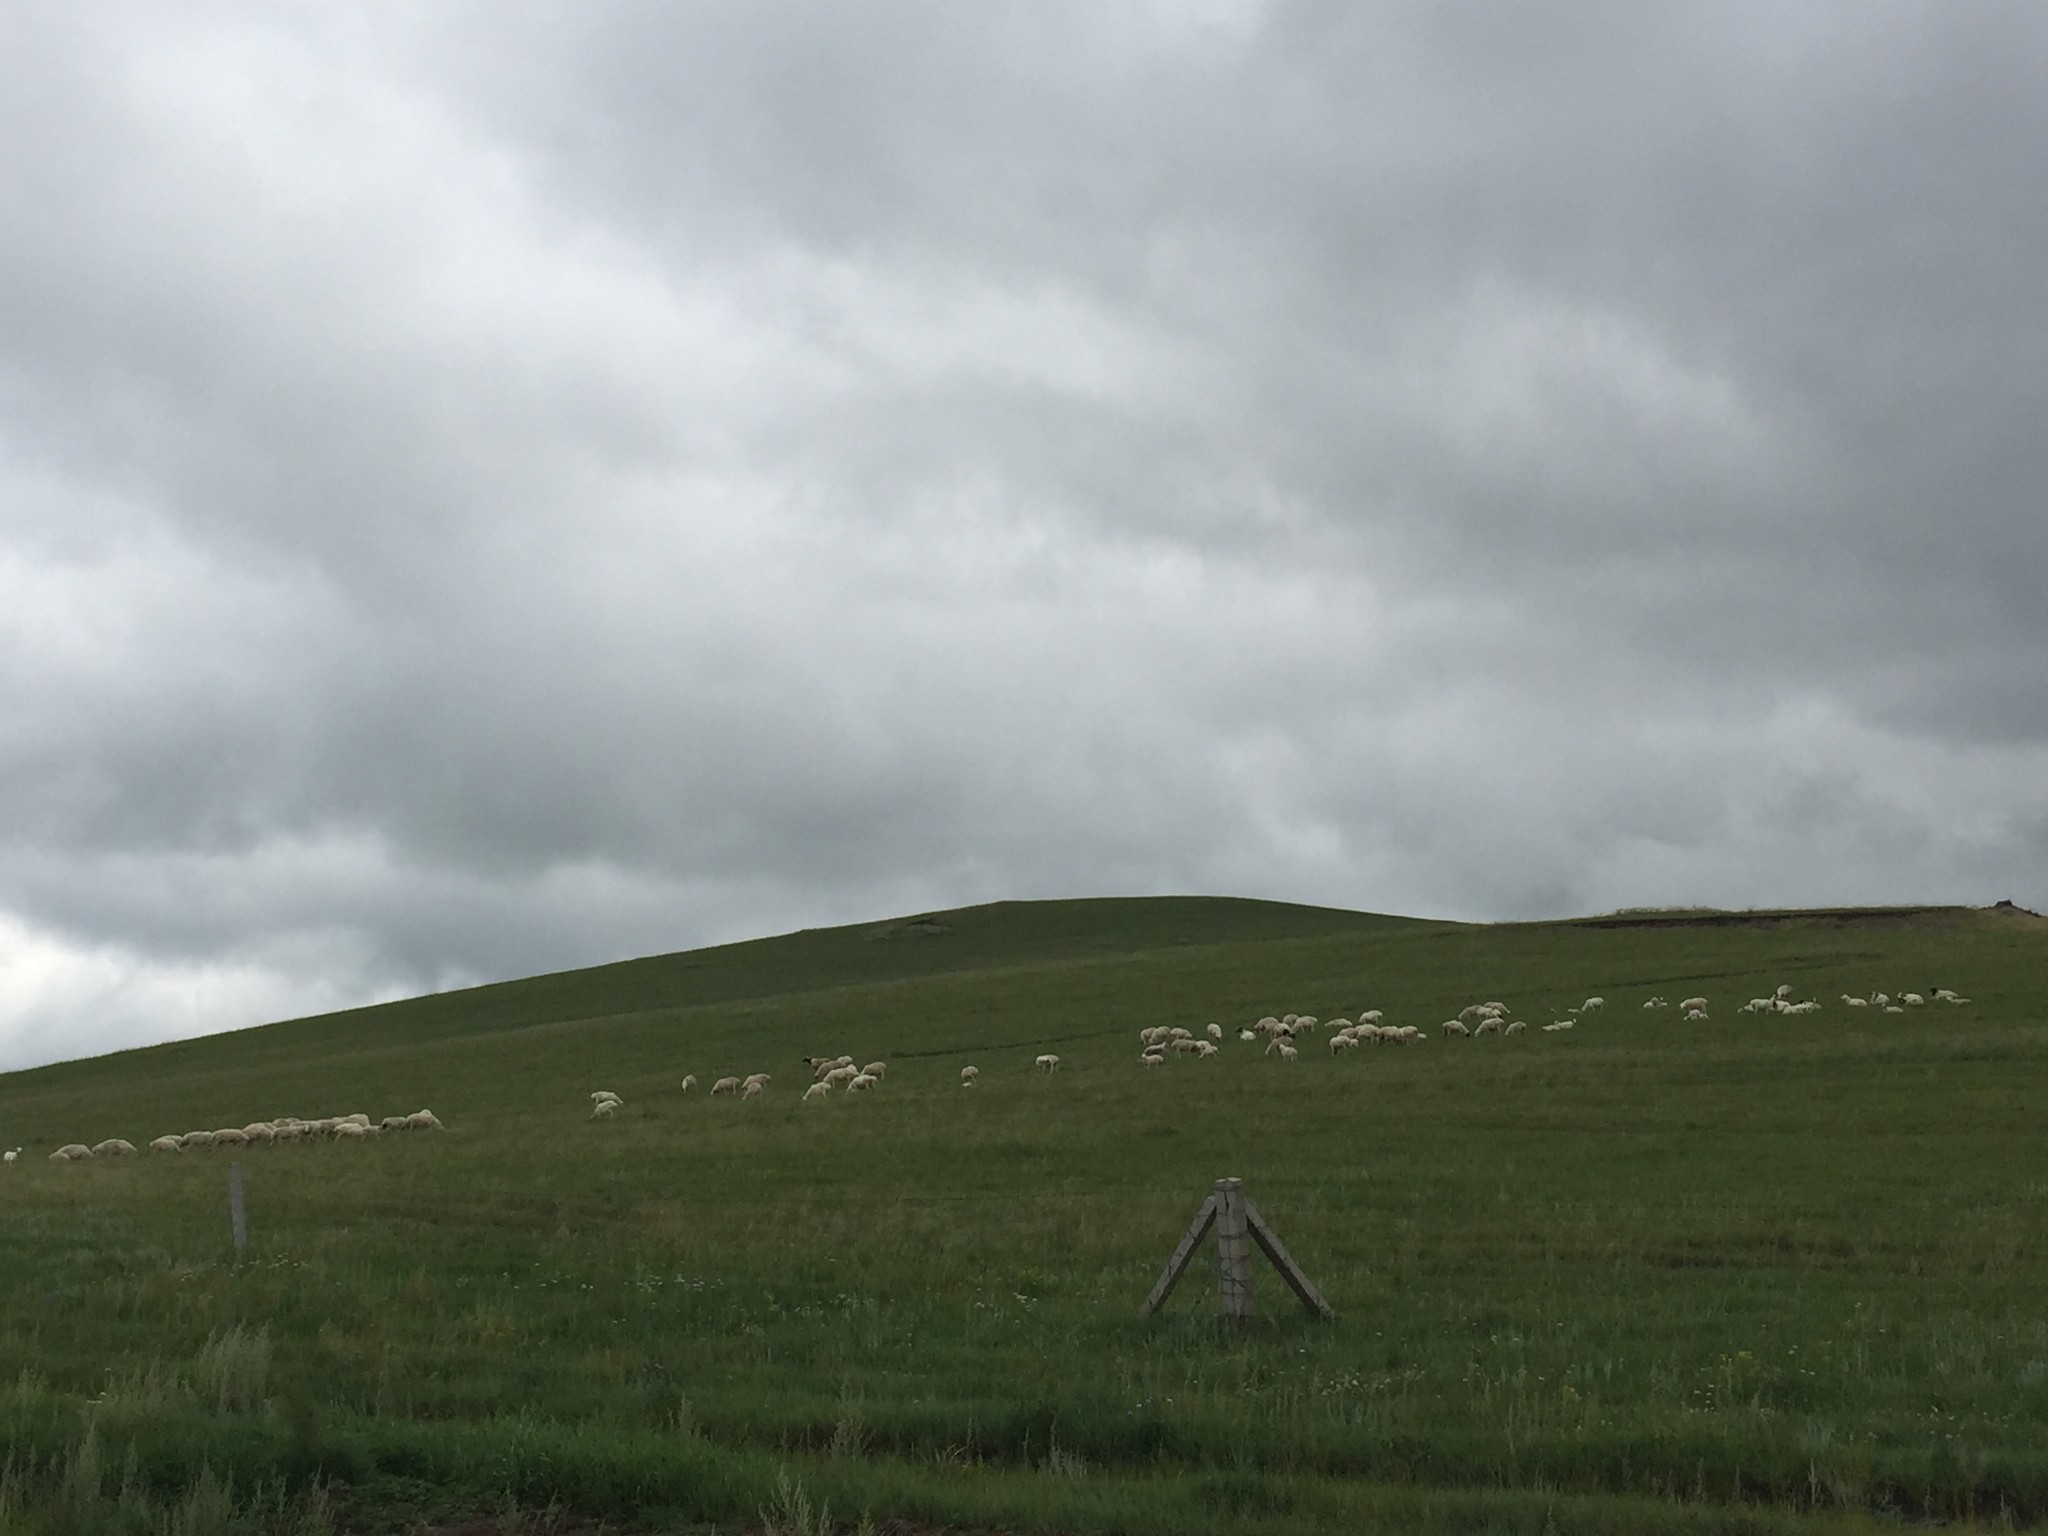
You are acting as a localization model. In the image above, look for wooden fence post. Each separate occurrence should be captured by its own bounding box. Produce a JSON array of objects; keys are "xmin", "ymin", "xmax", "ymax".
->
[
  {"xmin": 1141, "ymin": 1176, "xmax": 1332, "ymax": 1321},
  {"xmin": 228, "ymin": 1161, "xmax": 247, "ymax": 1254},
  {"xmin": 1214, "ymin": 1177, "xmax": 1254, "ymax": 1322}
]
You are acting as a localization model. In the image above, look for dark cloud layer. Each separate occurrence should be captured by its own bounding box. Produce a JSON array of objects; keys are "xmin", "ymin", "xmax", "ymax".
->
[{"xmin": 2, "ymin": 2, "xmax": 2044, "ymax": 1069}]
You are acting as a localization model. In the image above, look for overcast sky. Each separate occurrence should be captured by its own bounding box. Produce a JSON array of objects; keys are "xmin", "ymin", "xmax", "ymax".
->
[{"xmin": 3, "ymin": 1, "xmax": 2044, "ymax": 1071}]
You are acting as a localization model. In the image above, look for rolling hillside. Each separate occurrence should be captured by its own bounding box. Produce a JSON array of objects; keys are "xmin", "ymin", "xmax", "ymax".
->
[{"xmin": 2, "ymin": 896, "xmax": 2044, "ymax": 1534}]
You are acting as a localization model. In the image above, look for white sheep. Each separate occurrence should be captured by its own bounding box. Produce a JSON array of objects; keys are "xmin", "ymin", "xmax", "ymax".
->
[
  {"xmin": 1206, "ymin": 1023, "xmax": 1223, "ymax": 1041},
  {"xmin": 803, "ymin": 1081, "xmax": 831, "ymax": 1101},
  {"xmin": 1193, "ymin": 1040, "xmax": 1218, "ymax": 1057},
  {"xmin": 212, "ymin": 1128, "xmax": 249, "ymax": 1148},
  {"xmin": 380, "ymin": 1116, "xmax": 410, "ymax": 1132},
  {"xmin": 960, "ymin": 1065, "xmax": 979, "ymax": 1084},
  {"xmin": 1678, "ymin": 997, "xmax": 1709, "ymax": 1014},
  {"xmin": 51, "ymin": 1144, "xmax": 92, "ymax": 1162},
  {"xmin": 1902, "ymin": 993, "xmax": 1926, "ymax": 1007},
  {"xmin": 1472, "ymin": 1017, "xmax": 1501, "ymax": 1037},
  {"xmin": 1576, "ymin": 996, "xmax": 1605, "ymax": 1013},
  {"xmin": 862, "ymin": 1061, "xmax": 887, "ymax": 1079},
  {"xmin": 3, "ymin": 1147, "xmax": 21, "ymax": 1163},
  {"xmin": 1359, "ymin": 1010, "xmax": 1384, "ymax": 1025},
  {"xmin": 1842, "ymin": 994, "xmax": 1868, "ymax": 1007},
  {"xmin": 1328, "ymin": 1033, "xmax": 1355, "ymax": 1055},
  {"xmin": 1237, "ymin": 1028, "xmax": 1257, "ymax": 1042},
  {"xmin": 1141, "ymin": 1052, "xmax": 1165, "ymax": 1068},
  {"xmin": 847, "ymin": 1073, "xmax": 878, "ymax": 1093},
  {"xmin": 1936, "ymin": 991, "xmax": 1970, "ymax": 1004},
  {"xmin": 1872, "ymin": 992, "xmax": 1891, "ymax": 1007},
  {"xmin": 1504, "ymin": 1020, "xmax": 1528, "ymax": 1035},
  {"xmin": 334, "ymin": 1122, "xmax": 368, "ymax": 1140},
  {"xmin": 742, "ymin": 1073, "xmax": 771, "ymax": 1092},
  {"xmin": 405, "ymin": 1110, "xmax": 444, "ymax": 1130},
  {"xmin": 711, "ymin": 1077, "xmax": 742, "ymax": 1096},
  {"xmin": 241, "ymin": 1123, "xmax": 276, "ymax": 1146},
  {"xmin": 1642, "ymin": 996, "xmax": 1667, "ymax": 1010},
  {"xmin": 1682, "ymin": 1007, "xmax": 1708, "ymax": 1021},
  {"xmin": 1442, "ymin": 1020, "xmax": 1469, "ymax": 1038},
  {"xmin": 592, "ymin": 1099, "xmax": 619, "ymax": 1119},
  {"xmin": 591, "ymin": 1091, "xmax": 621, "ymax": 1105},
  {"xmin": 741, "ymin": 1080, "xmax": 764, "ymax": 1100},
  {"xmin": 1542, "ymin": 1021, "xmax": 1574, "ymax": 1033},
  {"xmin": 1274, "ymin": 1041, "xmax": 1298, "ymax": 1061},
  {"xmin": 148, "ymin": 1136, "xmax": 182, "ymax": 1154},
  {"xmin": 1035, "ymin": 1054, "xmax": 1061, "ymax": 1073},
  {"xmin": 91, "ymin": 1139, "xmax": 137, "ymax": 1157},
  {"xmin": 823, "ymin": 1065, "xmax": 860, "ymax": 1088},
  {"xmin": 1775, "ymin": 983, "xmax": 1793, "ymax": 1000},
  {"xmin": 681, "ymin": 1074, "xmax": 698, "ymax": 1091}
]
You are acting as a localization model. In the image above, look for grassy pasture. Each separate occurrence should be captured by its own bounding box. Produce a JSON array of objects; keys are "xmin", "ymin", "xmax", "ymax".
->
[{"xmin": 1, "ymin": 896, "xmax": 2045, "ymax": 1534}]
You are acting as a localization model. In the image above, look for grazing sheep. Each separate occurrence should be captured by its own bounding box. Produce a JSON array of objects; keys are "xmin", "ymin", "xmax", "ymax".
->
[
  {"xmin": 1504, "ymin": 1020, "xmax": 1528, "ymax": 1035},
  {"xmin": 1194, "ymin": 1040, "xmax": 1219, "ymax": 1057},
  {"xmin": 273, "ymin": 1124, "xmax": 305, "ymax": 1144},
  {"xmin": 591, "ymin": 1091, "xmax": 621, "ymax": 1105},
  {"xmin": 405, "ymin": 1110, "xmax": 444, "ymax": 1131},
  {"xmin": 742, "ymin": 1073, "xmax": 771, "ymax": 1092},
  {"xmin": 1359, "ymin": 1010, "xmax": 1384, "ymax": 1025},
  {"xmin": 741, "ymin": 1080, "xmax": 764, "ymax": 1100},
  {"xmin": 823, "ymin": 1065, "xmax": 861, "ymax": 1088},
  {"xmin": 711, "ymin": 1077, "xmax": 742, "ymax": 1096},
  {"xmin": 334, "ymin": 1122, "xmax": 368, "ymax": 1140},
  {"xmin": 1206, "ymin": 1023, "xmax": 1223, "ymax": 1041},
  {"xmin": 1274, "ymin": 1041, "xmax": 1298, "ymax": 1061},
  {"xmin": 862, "ymin": 1062, "xmax": 887, "ymax": 1079},
  {"xmin": 1035, "ymin": 1054, "xmax": 1061, "ymax": 1073},
  {"xmin": 1473, "ymin": 1017, "xmax": 1501, "ymax": 1037},
  {"xmin": 212, "ymin": 1129, "xmax": 249, "ymax": 1148},
  {"xmin": 961, "ymin": 1065, "xmax": 979, "ymax": 1083},
  {"xmin": 1442, "ymin": 1020, "xmax": 1470, "ymax": 1038},
  {"xmin": 681, "ymin": 1074, "xmax": 699, "ymax": 1092},
  {"xmin": 148, "ymin": 1136, "xmax": 182, "ymax": 1153},
  {"xmin": 51, "ymin": 1145, "xmax": 92, "ymax": 1162},
  {"xmin": 803, "ymin": 1081, "xmax": 831, "ymax": 1101},
  {"xmin": 1678, "ymin": 997, "xmax": 1709, "ymax": 1014},
  {"xmin": 181, "ymin": 1131, "xmax": 215, "ymax": 1149},
  {"xmin": 847, "ymin": 1073, "xmax": 878, "ymax": 1093},
  {"xmin": 592, "ymin": 1099, "xmax": 619, "ymax": 1119},
  {"xmin": 1575, "ymin": 997, "xmax": 1605, "ymax": 1013},
  {"xmin": 378, "ymin": 1116, "xmax": 409, "ymax": 1132},
  {"xmin": 1237, "ymin": 1028, "xmax": 1257, "ymax": 1042},
  {"xmin": 1328, "ymin": 1033, "xmax": 1355, "ymax": 1055},
  {"xmin": 241, "ymin": 1123, "xmax": 276, "ymax": 1146},
  {"xmin": 91, "ymin": 1139, "xmax": 137, "ymax": 1158},
  {"xmin": 1141, "ymin": 1052, "xmax": 1165, "ymax": 1067}
]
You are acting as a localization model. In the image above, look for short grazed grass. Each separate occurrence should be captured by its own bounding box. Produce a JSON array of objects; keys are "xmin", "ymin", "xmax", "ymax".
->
[{"xmin": 1, "ymin": 896, "xmax": 2044, "ymax": 1533}]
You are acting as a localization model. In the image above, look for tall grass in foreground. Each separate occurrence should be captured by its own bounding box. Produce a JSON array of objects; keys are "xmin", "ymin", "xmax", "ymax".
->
[{"xmin": 1, "ymin": 898, "xmax": 2044, "ymax": 1532}]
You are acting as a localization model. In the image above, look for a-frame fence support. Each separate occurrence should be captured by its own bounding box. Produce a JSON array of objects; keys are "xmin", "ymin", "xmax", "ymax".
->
[{"xmin": 1140, "ymin": 1177, "xmax": 1333, "ymax": 1321}]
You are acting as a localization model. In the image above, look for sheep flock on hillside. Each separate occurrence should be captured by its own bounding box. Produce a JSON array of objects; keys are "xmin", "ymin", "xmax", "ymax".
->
[
  {"xmin": 21, "ymin": 970, "xmax": 1980, "ymax": 1165},
  {"xmin": 39, "ymin": 1110, "xmax": 445, "ymax": 1165}
]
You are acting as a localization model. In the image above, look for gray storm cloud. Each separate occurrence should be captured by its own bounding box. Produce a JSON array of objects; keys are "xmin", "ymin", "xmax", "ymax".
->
[{"xmin": 2, "ymin": 0, "xmax": 2044, "ymax": 1069}]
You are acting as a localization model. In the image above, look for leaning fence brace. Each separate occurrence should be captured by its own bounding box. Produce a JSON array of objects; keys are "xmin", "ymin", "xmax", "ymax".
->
[{"xmin": 1140, "ymin": 1176, "xmax": 1332, "ymax": 1321}]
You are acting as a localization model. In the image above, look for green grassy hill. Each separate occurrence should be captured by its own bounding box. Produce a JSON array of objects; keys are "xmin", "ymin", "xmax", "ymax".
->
[{"xmin": 2, "ymin": 896, "xmax": 2045, "ymax": 1535}]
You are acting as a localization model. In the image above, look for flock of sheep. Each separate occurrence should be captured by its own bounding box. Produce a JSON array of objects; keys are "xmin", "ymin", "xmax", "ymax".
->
[
  {"xmin": 1137, "ymin": 980, "xmax": 1974, "ymax": 1066},
  {"xmin": 15, "ymin": 976, "xmax": 1981, "ymax": 1162},
  {"xmin": 40, "ymin": 1109, "xmax": 445, "ymax": 1164},
  {"xmin": 584, "ymin": 1049, "xmax": 1077, "ymax": 1119}
]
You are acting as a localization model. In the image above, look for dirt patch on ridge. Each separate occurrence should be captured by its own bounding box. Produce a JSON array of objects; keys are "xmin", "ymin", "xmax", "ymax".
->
[{"xmin": 1574, "ymin": 905, "xmax": 1976, "ymax": 932}]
